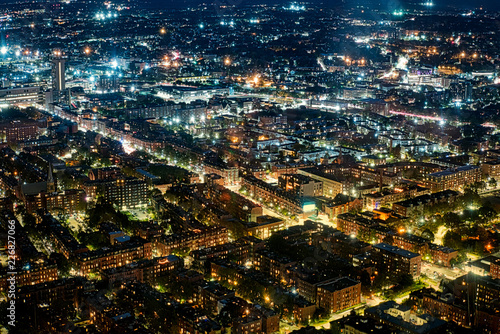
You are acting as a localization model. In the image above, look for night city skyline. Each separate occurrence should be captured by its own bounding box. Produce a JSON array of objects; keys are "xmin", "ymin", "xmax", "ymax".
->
[{"xmin": 0, "ymin": 0, "xmax": 500, "ymax": 333}]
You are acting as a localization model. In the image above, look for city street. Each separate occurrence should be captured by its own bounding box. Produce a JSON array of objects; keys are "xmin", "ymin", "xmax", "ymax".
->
[{"xmin": 434, "ymin": 225, "xmax": 448, "ymax": 245}]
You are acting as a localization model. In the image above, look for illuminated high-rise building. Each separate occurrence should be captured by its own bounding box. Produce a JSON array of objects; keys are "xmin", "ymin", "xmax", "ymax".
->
[{"xmin": 52, "ymin": 55, "xmax": 66, "ymax": 92}]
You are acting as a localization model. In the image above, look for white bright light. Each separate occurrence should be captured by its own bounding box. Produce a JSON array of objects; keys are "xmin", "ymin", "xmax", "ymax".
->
[
  {"xmin": 396, "ymin": 56, "xmax": 408, "ymax": 70},
  {"xmin": 0, "ymin": 47, "xmax": 7, "ymax": 55}
]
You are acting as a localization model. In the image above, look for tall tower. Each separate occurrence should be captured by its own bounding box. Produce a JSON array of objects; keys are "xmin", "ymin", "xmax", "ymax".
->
[
  {"xmin": 47, "ymin": 164, "xmax": 56, "ymax": 193},
  {"xmin": 52, "ymin": 52, "xmax": 66, "ymax": 92}
]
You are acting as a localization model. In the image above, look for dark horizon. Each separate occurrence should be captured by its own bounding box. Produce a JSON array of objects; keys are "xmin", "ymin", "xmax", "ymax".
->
[
  {"xmin": 136, "ymin": 0, "xmax": 500, "ymax": 11},
  {"xmin": 0, "ymin": 0, "xmax": 499, "ymax": 10}
]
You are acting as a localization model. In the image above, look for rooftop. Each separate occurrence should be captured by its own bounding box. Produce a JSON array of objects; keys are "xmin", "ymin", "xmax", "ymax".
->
[{"xmin": 373, "ymin": 243, "xmax": 421, "ymax": 259}]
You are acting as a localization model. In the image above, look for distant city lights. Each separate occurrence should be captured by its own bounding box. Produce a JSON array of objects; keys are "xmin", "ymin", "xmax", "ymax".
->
[
  {"xmin": 95, "ymin": 12, "xmax": 118, "ymax": 20},
  {"xmin": 286, "ymin": 3, "xmax": 305, "ymax": 11}
]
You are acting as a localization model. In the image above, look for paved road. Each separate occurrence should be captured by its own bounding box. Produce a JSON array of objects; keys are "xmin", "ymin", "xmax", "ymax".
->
[
  {"xmin": 479, "ymin": 188, "xmax": 500, "ymax": 197},
  {"xmin": 434, "ymin": 225, "xmax": 448, "ymax": 245},
  {"xmin": 423, "ymin": 262, "xmax": 464, "ymax": 279}
]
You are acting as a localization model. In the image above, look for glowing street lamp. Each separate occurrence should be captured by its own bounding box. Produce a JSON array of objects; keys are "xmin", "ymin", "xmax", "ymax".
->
[{"xmin": 459, "ymin": 52, "xmax": 465, "ymax": 64}]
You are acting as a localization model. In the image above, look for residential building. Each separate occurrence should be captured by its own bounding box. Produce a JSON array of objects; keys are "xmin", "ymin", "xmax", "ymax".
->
[
  {"xmin": 365, "ymin": 301, "xmax": 447, "ymax": 334},
  {"xmin": 83, "ymin": 177, "xmax": 148, "ymax": 209},
  {"xmin": 372, "ymin": 243, "xmax": 422, "ymax": 278},
  {"xmin": 424, "ymin": 165, "xmax": 481, "ymax": 192},
  {"xmin": 316, "ymin": 277, "xmax": 361, "ymax": 314},
  {"xmin": 278, "ymin": 173, "xmax": 323, "ymax": 197}
]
